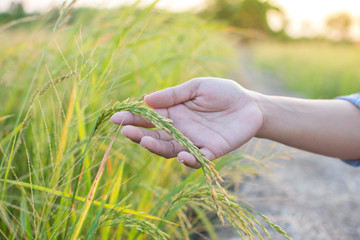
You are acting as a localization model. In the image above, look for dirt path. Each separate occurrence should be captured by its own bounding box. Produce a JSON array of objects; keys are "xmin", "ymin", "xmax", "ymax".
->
[{"xmin": 219, "ymin": 46, "xmax": 360, "ymax": 240}]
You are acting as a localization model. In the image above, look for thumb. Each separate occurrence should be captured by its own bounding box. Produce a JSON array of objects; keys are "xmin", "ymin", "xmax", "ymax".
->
[{"xmin": 144, "ymin": 79, "xmax": 201, "ymax": 108}]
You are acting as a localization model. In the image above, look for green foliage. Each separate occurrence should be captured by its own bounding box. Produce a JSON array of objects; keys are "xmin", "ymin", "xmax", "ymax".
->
[
  {"xmin": 0, "ymin": 3, "xmax": 291, "ymax": 239},
  {"xmin": 252, "ymin": 41, "xmax": 360, "ymax": 98},
  {"xmin": 0, "ymin": 2, "xmax": 35, "ymax": 25},
  {"xmin": 202, "ymin": 0, "xmax": 283, "ymax": 36}
]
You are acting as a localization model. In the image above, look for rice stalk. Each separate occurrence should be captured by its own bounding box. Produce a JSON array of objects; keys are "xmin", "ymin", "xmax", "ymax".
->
[
  {"xmin": 49, "ymin": 82, "xmax": 77, "ymax": 188},
  {"xmin": 93, "ymin": 97, "xmax": 293, "ymax": 239},
  {"xmin": 0, "ymin": 71, "xmax": 77, "ymax": 151},
  {"xmin": 100, "ymin": 214, "xmax": 170, "ymax": 240},
  {"xmin": 22, "ymin": 71, "xmax": 77, "ymax": 129},
  {"xmin": 87, "ymin": 160, "xmax": 126, "ymax": 240},
  {"xmin": 53, "ymin": 0, "xmax": 78, "ymax": 32},
  {"xmin": 165, "ymin": 183, "xmax": 293, "ymax": 240},
  {"xmin": 0, "ymin": 179, "xmax": 174, "ymax": 224},
  {"xmin": 69, "ymin": 125, "xmax": 121, "ymax": 240},
  {"xmin": 96, "ymin": 97, "xmax": 229, "ymax": 224},
  {"xmin": 0, "ymin": 6, "xmax": 293, "ymax": 239}
]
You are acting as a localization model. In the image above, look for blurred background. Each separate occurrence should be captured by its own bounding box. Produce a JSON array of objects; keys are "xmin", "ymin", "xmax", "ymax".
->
[
  {"xmin": 1, "ymin": 1, "xmax": 359, "ymax": 239},
  {"xmin": 1, "ymin": 0, "xmax": 360, "ymax": 98},
  {"xmin": 2, "ymin": 0, "xmax": 360, "ymax": 41}
]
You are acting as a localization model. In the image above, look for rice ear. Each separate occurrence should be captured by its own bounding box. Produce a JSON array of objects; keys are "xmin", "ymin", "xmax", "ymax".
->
[{"xmin": 97, "ymin": 97, "xmax": 231, "ymax": 223}]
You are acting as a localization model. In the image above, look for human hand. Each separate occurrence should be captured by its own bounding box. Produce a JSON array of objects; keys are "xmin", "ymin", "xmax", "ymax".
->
[{"xmin": 110, "ymin": 77, "xmax": 263, "ymax": 168}]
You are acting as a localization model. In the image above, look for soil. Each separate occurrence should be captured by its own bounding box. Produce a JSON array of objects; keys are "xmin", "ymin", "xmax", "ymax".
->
[{"xmin": 217, "ymin": 46, "xmax": 360, "ymax": 240}]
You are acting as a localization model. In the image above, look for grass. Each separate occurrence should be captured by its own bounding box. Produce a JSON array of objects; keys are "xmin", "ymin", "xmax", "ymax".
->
[
  {"xmin": 0, "ymin": 2, "xmax": 292, "ymax": 239},
  {"xmin": 252, "ymin": 41, "xmax": 360, "ymax": 98}
]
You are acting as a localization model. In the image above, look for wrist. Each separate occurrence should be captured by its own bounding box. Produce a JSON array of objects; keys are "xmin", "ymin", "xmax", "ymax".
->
[{"xmin": 251, "ymin": 92, "xmax": 272, "ymax": 139}]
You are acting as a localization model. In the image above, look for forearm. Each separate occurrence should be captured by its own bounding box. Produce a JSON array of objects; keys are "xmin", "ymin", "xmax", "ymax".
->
[{"xmin": 254, "ymin": 94, "xmax": 360, "ymax": 160}]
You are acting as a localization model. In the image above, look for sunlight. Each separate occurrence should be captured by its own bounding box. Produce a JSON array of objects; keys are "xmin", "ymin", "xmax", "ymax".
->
[
  {"xmin": 1, "ymin": 1, "xmax": 359, "ymax": 41},
  {"xmin": 273, "ymin": 0, "xmax": 360, "ymax": 38}
]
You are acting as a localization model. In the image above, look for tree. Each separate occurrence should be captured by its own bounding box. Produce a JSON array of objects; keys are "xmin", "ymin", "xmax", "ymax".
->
[
  {"xmin": 9, "ymin": 2, "xmax": 26, "ymax": 17},
  {"xmin": 326, "ymin": 12, "xmax": 352, "ymax": 41},
  {"xmin": 0, "ymin": 1, "xmax": 26, "ymax": 24},
  {"xmin": 202, "ymin": 0, "xmax": 284, "ymax": 36}
]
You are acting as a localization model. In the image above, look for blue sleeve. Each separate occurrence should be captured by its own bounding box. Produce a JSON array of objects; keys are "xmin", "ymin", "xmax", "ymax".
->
[
  {"xmin": 336, "ymin": 92, "xmax": 360, "ymax": 108},
  {"xmin": 335, "ymin": 92, "xmax": 360, "ymax": 167}
]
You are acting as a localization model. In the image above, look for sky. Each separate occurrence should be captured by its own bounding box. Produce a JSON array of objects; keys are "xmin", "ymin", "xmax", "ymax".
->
[
  {"xmin": 1, "ymin": 0, "xmax": 359, "ymax": 38},
  {"xmin": 273, "ymin": 0, "xmax": 360, "ymax": 38}
]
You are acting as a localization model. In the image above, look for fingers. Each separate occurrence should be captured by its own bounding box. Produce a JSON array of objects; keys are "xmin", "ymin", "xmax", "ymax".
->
[
  {"xmin": 141, "ymin": 139, "xmax": 216, "ymax": 169},
  {"xmin": 110, "ymin": 111, "xmax": 154, "ymax": 128},
  {"xmin": 144, "ymin": 78, "xmax": 200, "ymax": 108},
  {"xmin": 177, "ymin": 151, "xmax": 200, "ymax": 168},
  {"xmin": 121, "ymin": 126, "xmax": 187, "ymax": 158},
  {"xmin": 121, "ymin": 125, "xmax": 172, "ymax": 143},
  {"xmin": 177, "ymin": 148, "xmax": 216, "ymax": 169},
  {"xmin": 140, "ymin": 136, "xmax": 188, "ymax": 159},
  {"xmin": 120, "ymin": 126, "xmax": 216, "ymax": 169},
  {"xmin": 121, "ymin": 126, "xmax": 216, "ymax": 169}
]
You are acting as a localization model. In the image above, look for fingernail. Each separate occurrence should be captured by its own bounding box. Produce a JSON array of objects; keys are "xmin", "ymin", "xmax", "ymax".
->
[{"xmin": 177, "ymin": 158, "xmax": 184, "ymax": 163}]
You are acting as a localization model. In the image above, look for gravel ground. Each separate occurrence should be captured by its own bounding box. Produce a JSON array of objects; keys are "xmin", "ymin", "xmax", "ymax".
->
[{"xmin": 218, "ymin": 46, "xmax": 360, "ymax": 240}]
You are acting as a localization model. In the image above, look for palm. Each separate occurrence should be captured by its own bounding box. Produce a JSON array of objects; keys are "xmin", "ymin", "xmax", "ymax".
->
[
  {"xmin": 111, "ymin": 78, "xmax": 263, "ymax": 168},
  {"xmin": 160, "ymin": 81, "xmax": 262, "ymax": 160}
]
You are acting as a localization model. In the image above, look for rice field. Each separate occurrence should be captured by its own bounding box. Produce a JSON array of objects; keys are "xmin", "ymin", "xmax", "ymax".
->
[
  {"xmin": 252, "ymin": 41, "xmax": 360, "ymax": 99},
  {"xmin": 0, "ymin": 3, "xmax": 292, "ymax": 239}
]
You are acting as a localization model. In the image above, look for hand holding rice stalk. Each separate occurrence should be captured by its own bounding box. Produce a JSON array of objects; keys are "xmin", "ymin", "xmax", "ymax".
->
[
  {"xmin": 97, "ymin": 97, "xmax": 230, "ymax": 223},
  {"xmin": 100, "ymin": 78, "xmax": 264, "ymax": 224},
  {"xmin": 90, "ymin": 78, "xmax": 292, "ymax": 239},
  {"xmin": 62, "ymin": 95, "xmax": 290, "ymax": 240}
]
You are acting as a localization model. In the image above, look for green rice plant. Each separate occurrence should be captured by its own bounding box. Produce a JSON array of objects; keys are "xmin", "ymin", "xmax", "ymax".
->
[
  {"xmin": 91, "ymin": 97, "xmax": 292, "ymax": 239},
  {"xmin": 97, "ymin": 98, "xmax": 229, "ymax": 223},
  {"xmin": 0, "ymin": 2, "xmax": 292, "ymax": 239}
]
